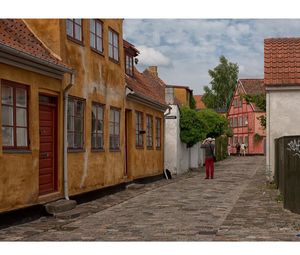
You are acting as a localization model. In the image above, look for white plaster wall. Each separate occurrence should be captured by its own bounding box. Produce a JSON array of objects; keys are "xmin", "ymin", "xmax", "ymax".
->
[
  {"xmin": 164, "ymin": 105, "xmax": 180, "ymax": 175},
  {"xmin": 179, "ymin": 142, "xmax": 190, "ymax": 174},
  {"xmin": 164, "ymin": 105, "xmax": 205, "ymax": 175},
  {"xmin": 267, "ymin": 89, "xmax": 300, "ymax": 180}
]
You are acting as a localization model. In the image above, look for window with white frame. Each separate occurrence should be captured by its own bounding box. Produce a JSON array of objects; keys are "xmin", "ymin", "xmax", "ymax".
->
[
  {"xmin": 91, "ymin": 103, "xmax": 104, "ymax": 150},
  {"xmin": 1, "ymin": 80, "xmax": 28, "ymax": 149},
  {"xmin": 67, "ymin": 97, "xmax": 85, "ymax": 149},
  {"xmin": 109, "ymin": 108, "xmax": 120, "ymax": 150},
  {"xmin": 90, "ymin": 19, "xmax": 103, "ymax": 53},
  {"xmin": 108, "ymin": 28, "xmax": 119, "ymax": 61}
]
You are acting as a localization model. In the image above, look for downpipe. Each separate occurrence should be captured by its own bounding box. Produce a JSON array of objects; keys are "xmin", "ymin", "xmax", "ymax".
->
[{"xmin": 63, "ymin": 72, "xmax": 75, "ymax": 200}]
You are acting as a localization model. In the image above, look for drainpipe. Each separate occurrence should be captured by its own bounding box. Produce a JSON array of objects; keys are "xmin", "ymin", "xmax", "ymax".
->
[{"xmin": 63, "ymin": 72, "xmax": 75, "ymax": 200}]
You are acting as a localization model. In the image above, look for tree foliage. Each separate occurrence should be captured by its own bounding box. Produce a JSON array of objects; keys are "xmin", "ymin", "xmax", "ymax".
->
[
  {"xmin": 202, "ymin": 55, "xmax": 239, "ymax": 110},
  {"xmin": 190, "ymin": 95, "xmax": 196, "ymax": 109},
  {"xmin": 197, "ymin": 109, "xmax": 229, "ymax": 138},
  {"xmin": 180, "ymin": 106, "xmax": 207, "ymax": 147},
  {"xmin": 180, "ymin": 107, "xmax": 230, "ymax": 147},
  {"xmin": 241, "ymin": 93, "xmax": 266, "ymax": 129}
]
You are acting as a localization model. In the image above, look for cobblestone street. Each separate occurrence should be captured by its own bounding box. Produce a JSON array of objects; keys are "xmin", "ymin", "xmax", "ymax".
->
[{"xmin": 1, "ymin": 156, "xmax": 300, "ymax": 241}]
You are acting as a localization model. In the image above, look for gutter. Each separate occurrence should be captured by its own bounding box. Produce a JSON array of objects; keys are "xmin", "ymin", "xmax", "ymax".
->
[
  {"xmin": 0, "ymin": 42, "xmax": 75, "ymax": 199},
  {"xmin": 126, "ymin": 87, "xmax": 170, "ymax": 112},
  {"xmin": 0, "ymin": 43, "xmax": 73, "ymax": 78},
  {"xmin": 63, "ymin": 72, "xmax": 75, "ymax": 200}
]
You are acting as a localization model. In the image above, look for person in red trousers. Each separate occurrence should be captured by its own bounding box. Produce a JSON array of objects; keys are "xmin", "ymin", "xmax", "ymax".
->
[{"xmin": 201, "ymin": 137, "xmax": 215, "ymax": 179}]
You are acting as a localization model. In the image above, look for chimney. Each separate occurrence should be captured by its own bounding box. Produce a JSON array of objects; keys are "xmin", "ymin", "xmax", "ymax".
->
[{"xmin": 147, "ymin": 66, "xmax": 158, "ymax": 77}]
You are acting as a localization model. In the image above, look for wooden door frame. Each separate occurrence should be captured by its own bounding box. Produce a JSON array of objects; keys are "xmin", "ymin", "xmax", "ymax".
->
[{"xmin": 38, "ymin": 93, "xmax": 58, "ymax": 194}]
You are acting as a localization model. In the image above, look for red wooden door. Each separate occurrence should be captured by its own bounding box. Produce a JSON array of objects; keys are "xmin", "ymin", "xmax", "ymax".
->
[{"xmin": 39, "ymin": 95, "xmax": 57, "ymax": 195}]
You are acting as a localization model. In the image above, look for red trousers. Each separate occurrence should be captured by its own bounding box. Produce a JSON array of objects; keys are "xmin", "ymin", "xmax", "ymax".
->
[{"xmin": 205, "ymin": 158, "xmax": 214, "ymax": 179}]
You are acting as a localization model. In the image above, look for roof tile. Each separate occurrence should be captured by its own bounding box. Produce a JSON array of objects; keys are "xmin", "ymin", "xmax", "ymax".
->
[
  {"xmin": 126, "ymin": 67, "xmax": 167, "ymax": 106},
  {"xmin": 0, "ymin": 19, "xmax": 70, "ymax": 69},
  {"xmin": 264, "ymin": 37, "xmax": 300, "ymax": 86}
]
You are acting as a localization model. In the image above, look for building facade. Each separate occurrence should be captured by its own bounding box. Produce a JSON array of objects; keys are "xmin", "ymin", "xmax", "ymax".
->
[
  {"xmin": 227, "ymin": 79, "xmax": 266, "ymax": 155},
  {"xmin": 264, "ymin": 38, "xmax": 300, "ymax": 180},
  {"xmin": 0, "ymin": 19, "xmax": 167, "ymax": 214}
]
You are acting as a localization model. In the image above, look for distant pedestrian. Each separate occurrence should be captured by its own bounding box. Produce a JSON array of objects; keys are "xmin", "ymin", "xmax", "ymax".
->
[
  {"xmin": 201, "ymin": 137, "xmax": 215, "ymax": 179},
  {"xmin": 227, "ymin": 143, "xmax": 231, "ymax": 156},
  {"xmin": 241, "ymin": 143, "xmax": 246, "ymax": 156},
  {"xmin": 236, "ymin": 142, "xmax": 241, "ymax": 156}
]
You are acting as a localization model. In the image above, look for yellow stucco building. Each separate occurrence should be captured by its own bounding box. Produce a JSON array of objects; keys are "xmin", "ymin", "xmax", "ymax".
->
[{"xmin": 0, "ymin": 19, "xmax": 168, "ymax": 214}]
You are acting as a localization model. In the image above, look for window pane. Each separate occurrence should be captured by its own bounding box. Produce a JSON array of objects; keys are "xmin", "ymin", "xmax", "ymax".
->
[
  {"xmin": 16, "ymin": 88, "xmax": 27, "ymax": 107},
  {"xmin": 76, "ymin": 101, "xmax": 83, "ymax": 115},
  {"xmin": 98, "ymin": 134, "xmax": 103, "ymax": 148},
  {"xmin": 114, "ymin": 47, "xmax": 119, "ymax": 60},
  {"xmin": 109, "ymin": 30, "xmax": 113, "ymax": 44},
  {"xmin": 16, "ymin": 128, "xmax": 27, "ymax": 147},
  {"xmin": 67, "ymin": 115, "xmax": 74, "ymax": 131},
  {"xmin": 68, "ymin": 100, "xmax": 74, "ymax": 116},
  {"xmin": 97, "ymin": 119, "xmax": 103, "ymax": 132},
  {"xmin": 115, "ymin": 135, "xmax": 120, "ymax": 148},
  {"xmin": 75, "ymin": 19, "xmax": 81, "ymax": 25},
  {"xmin": 67, "ymin": 132, "xmax": 74, "ymax": 148},
  {"xmin": 66, "ymin": 19, "xmax": 73, "ymax": 37},
  {"xmin": 2, "ymin": 105, "xmax": 13, "ymax": 126},
  {"xmin": 96, "ymin": 22, "xmax": 101, "ymax": 35},
  {"xmin": 91, "ymin": 133, "xmax": 97, "ymax": 148},
  {"xmin": 109, "ymin": 45, "xmax": 113, "ymax": 58},
  {"xmin": 109, "ymin": 122, "xmax": 114, "ymax": 135},
  {"xmin": 90, "ymin": 19, "xmax": 95, "ymax": 33},
  {"xmin": 75, "ymin": 24, "xmax": 82, "ymax": 41},
  {"xmin": 2, "ymin": 126, "xmax": 13, "ymax": 146},
  {"xmin": 109, "ymin": 135, "xmax": 114, "ymax": 148},
  {"xmin": 110, "ymin": 110, "xmax": 114, "ymax": 122},
  {"xmin": 75, "ymin": 133, "xmax": 82, "ymax": 148},
  {"xmin": 115, "ymin": 110, "xmax": 120, "ymax": 123},
  {"xmin": 113, "ymin": 34, "xmax": 118, "ymax": 47},
  {"xmin": 75, "ymin": 118, "xmax": 83, "ymax": 132},
  {"xmin": 16, "ymin": 108, "xmax": 27, "ymax": 127},
  {"xmin": 96, "ymin": 37, "xmax": 102, "ymax": 51},
  {"xmin": 2, "ymin": 85, "xmax": 13, "ymax": 105},
  {"xmin": 92, "ymin": 108, "xmax": 96, "ymax": 132},
  {"xmin": 90, "ymin": 33, "xmax": 95, "ymax": 48},
  {"xmin": 115, "ymin": 123, "xmax": 120, "ymax": 135}
]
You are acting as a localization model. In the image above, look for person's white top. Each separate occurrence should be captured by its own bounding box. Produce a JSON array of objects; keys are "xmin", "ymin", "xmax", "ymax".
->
[{"xmin": 241, "ymin": 143, "xmax": 246, "ymax": 150}]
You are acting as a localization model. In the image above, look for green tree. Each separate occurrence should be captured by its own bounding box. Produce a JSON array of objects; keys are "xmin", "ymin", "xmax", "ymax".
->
[
  {"xmin": 241, "ymin": 93, "xmax": 266, "ymax": 129},
  {"xmin": 190, "ymin": 95, "xmax": 196, "ymax": 109},
  {"xmin": 197, "ymin": 109, "xmax": 229, "ymax": 138},
  {"xmin": 180, "ymin": 106, "xmax": 207, "ymax": 147},
  {"xmin": 202, "ymin": 55, "xmax": 239, "ymax": 110}
]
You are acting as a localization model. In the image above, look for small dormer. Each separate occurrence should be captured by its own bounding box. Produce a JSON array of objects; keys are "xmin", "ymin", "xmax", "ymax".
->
[{"xmin": 123, "ymin": 40, "xmax": 139, "ymax": 77}]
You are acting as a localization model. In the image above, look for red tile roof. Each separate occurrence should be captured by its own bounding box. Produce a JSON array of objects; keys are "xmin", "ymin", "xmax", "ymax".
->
[
  {"xmin": 264, "ymin": 38, "xmax": 300, "ymax": 86},
  {"xmin": 126, "ymin": 67, "xmax": 167, "ymax": 106},
  {"xmin": 239, "ymin": 79, "xmax": 265, "ymax": 94},
  {"xmin": 167, "ymin": 84, "xmax": 193, "ymax": 91},
  {"xmin": 239, "ymin": 79, "xmax": 265, "ymax": 112},
  {"xmin": 0, "ymin": 19, "xmax": 70, "ymax": 70},
  {"xmin": 193, "ymin": 95, "xmax": 206, "ymax": 110}
]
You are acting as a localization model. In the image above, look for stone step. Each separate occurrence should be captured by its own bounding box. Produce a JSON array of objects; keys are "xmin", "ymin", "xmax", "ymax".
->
[{"xmin": 44, "ymin": 199, "xmax": 77, "ymax": 215}]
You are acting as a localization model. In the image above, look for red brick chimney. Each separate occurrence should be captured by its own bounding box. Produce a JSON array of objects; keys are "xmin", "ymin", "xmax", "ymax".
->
[{"xmin": 147, "ymin": 66, "xmax": 158, "ymax": 76}]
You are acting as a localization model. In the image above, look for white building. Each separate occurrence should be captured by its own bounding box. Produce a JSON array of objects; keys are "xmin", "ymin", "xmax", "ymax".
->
[
  {"xmin": 164, "ymin": 86, "xmax": 205, "ymax": 175},
  {"xmin": 265, "ymin": 38, "xmax": 300, "ymax": 180}
]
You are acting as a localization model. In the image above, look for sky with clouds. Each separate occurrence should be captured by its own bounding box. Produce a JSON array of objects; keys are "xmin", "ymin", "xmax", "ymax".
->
[{"xmin": 123, "ymin": 19, "xmax": 300, "ymax": 95}]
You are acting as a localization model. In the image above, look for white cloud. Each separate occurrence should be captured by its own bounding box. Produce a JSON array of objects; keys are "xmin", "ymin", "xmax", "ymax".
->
[
  {"xmin": 124, "ymin": 19, "xmax": 300, "ymax": 94},
  {"xmin": 137, "ymin": 45, "xmax": 172, "ymax": 67}
]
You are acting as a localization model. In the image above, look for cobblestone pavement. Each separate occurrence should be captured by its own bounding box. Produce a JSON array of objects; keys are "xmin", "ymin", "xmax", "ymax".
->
[{"xmin": 1, "ymin": 156, "xmax": 300, "ymax": 241}]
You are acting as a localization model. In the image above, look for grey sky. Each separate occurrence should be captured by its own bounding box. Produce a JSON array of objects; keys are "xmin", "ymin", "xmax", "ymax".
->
[{"xmin": 123, "ymin": 19, "xmax": 300, "ymax": 95}]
